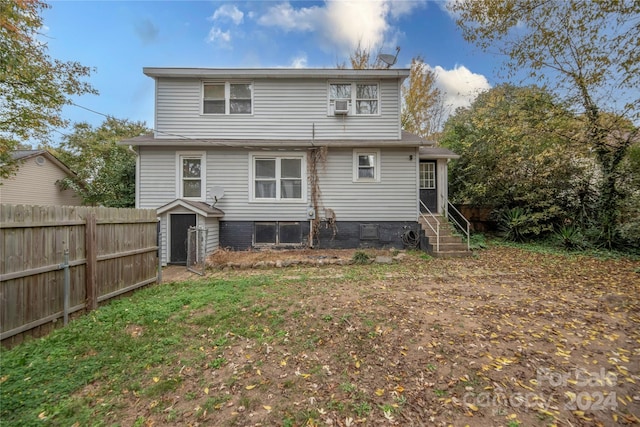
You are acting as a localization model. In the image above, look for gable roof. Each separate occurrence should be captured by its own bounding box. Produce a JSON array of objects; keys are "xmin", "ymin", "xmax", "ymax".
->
[
  {"xmin": 9, "ymin": 150, "xmax": 77, "ymax": 177},
  {"xmin": 157, "ymin": 199, "xmax": 225, "ymax": 218}
]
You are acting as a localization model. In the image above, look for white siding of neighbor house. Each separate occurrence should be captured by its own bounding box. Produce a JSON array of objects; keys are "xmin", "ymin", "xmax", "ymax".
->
[
  {"xmin": 154, "ymin": 78, "xmax": 401, "ymax": 140},
  {"xmin": 0, "ymin": 156, "xmax": 82, "ymax": 206},
  {"xmin": 138, "ymin": 146, "xmax": 417, "ymax": 223},
  {"xmin": 316, "ymin": 147, "xmax": 417, "ymax": 222}
]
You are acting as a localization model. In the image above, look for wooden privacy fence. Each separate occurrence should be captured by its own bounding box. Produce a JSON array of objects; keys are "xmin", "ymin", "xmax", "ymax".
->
[{"xmin": 0, "ymin": 204, "xmax": 159, "ymax": 345}]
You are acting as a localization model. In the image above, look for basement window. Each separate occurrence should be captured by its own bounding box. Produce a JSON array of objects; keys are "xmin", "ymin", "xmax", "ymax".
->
[{"xmin": 254, "ymin": 222, "xmax": 302, "ymax": 246}]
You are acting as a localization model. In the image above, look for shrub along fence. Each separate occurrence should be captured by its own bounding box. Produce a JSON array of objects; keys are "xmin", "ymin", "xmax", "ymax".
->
[{"xmin": 0, "ymin": 204, "xmax": 159, "ymax": 347}]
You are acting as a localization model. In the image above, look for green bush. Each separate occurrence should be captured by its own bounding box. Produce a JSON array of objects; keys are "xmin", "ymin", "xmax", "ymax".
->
[
  {"xmin": 497, "ymin": 207, "xmax": 531, "ymax": 241},
  {"xmin": 555, "ymin": 225, "xmax": 587, "ymax": 250},
  {"xmin": 352, "ymin": 251, "xmax": 371, "ymax": 264}
]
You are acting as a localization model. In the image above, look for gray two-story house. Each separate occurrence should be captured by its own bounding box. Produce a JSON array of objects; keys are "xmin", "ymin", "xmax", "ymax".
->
[{"xmin": 123, "ymin": 68, "xmax": 466, "ymax": 265}]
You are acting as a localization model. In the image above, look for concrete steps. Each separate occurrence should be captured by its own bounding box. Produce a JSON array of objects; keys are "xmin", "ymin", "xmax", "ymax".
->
[{"xmin": 419, "ymin": 215, "xmax": 472, "ymax": 258}]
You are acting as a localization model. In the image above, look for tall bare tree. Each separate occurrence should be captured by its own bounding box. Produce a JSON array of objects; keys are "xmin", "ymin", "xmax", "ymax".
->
[{"xmin": 449, "ymin": 0, "xmax": 639, "ymax": 246}]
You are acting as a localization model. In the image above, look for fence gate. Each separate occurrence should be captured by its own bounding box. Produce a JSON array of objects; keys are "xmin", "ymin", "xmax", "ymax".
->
[{"xmin": 187, "ymin": 226, "xmax": 208, "ymax": 275}]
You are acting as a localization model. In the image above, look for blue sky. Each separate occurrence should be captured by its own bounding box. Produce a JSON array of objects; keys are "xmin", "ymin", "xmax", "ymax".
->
[{"xmin": 42, "ymin": 0, "xmax": 495, "ymax": 138}]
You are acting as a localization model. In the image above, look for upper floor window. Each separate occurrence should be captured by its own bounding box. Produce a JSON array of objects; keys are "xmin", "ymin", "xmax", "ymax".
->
[
  {"xmin": 177, "ymin": 152, "xmax": 206, "ymax": 199},
  {"xmin": 329, "ymin": 82, "xmax": 379, "ymax": 115},
  {"xmin": 203, "ymin": 82, "xmax": 252, "ymax": 115},
  {"xmin": 250, "ymin": 153, "xmax": 306, "ymax": 201}
]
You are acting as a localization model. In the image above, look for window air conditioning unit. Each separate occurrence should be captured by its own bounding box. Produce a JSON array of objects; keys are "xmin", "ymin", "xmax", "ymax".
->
[{"xmin": 334, "ymin": 100, "xmax": 349, "ymax": 115}]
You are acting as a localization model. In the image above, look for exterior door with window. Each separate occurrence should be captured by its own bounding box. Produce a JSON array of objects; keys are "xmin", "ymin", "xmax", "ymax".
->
[
  {"xmin": 170, "ymin": 214, "xmax": 196, "ymax": 264},
  {"xmin": 419, "ymin": 161, "xmax": 437, "ymax": 213}
]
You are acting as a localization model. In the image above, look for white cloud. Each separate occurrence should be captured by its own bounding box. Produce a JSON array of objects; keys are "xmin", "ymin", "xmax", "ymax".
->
[
  {"xmin": 289, "ymin": 54, "xmax": 308, "ymax": 68},
  {"xmin": 427, "ymin": 64, "xmax": 491, "ymax": 112},
  {"xmin": 206, "ymin": 27, "xmax": 231, "ymax": 44},
  {"xmin": 257, "ymin": 2, "xmax": 320, "ymax": 32},
  {"xmin": 257, "ymin": 0, "xmax": 424, "ymax": 55},
  {"xmin": 211, "ymin": 4, "xmax": 244, "ymax": 25}
]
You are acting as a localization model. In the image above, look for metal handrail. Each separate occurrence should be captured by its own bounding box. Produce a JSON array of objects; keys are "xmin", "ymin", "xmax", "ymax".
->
[
  {"xmin": 446, "ymin": 202, "xmax": 471, "ymax": 251},
  {"xmin": 419, "ymin": 200, "xmax": 439, "ymax": 252}
]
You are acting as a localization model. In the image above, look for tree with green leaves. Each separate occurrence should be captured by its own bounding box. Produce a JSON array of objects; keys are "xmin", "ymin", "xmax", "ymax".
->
[
  {"xmin": 1, "ymin": 0, "xmax": 97, "ymax": 179},
  {"xmin": 448, "ymin": 0, "xmax": 639, "ymax": 247},
  {"xmin": 441, "ymin": 84, "xmax": 589, "ymax": 239},
  {"xmin": 52, "ymin": 118, "xmax": 149, "ymax": 207}
]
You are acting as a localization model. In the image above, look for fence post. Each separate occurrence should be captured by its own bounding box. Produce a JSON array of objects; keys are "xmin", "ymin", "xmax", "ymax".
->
[
  {"xmin": 62, "ymin": 248, "xmax": 70, "ymax": 325},
  {"xmin": 85, "ymin": 213, "xmax": 97, "ymax": 311}
]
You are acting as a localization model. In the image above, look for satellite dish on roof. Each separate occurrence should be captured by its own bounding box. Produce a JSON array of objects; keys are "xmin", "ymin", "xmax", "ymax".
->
[
  {"xmin": 208, "ymin": 186, "xmax": 224, "ymax": 207},
  {"xmin": 377, "ymin": 46, "xmax": 401, "ymax": 68}
]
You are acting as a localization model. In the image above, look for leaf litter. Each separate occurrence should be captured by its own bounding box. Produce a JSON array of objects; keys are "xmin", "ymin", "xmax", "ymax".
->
[{"xmin": 58, "ymin": 247, "xmax": 640, "ymax": 425}]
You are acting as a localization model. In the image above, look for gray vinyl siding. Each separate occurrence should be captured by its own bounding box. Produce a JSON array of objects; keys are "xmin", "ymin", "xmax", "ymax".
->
[
  {"xmin": 154, "ymin": 78, "xmax": 400, "ymax": 140},
  {"xmin": 138, "ymin": 146, "xmax": 309, "ymax": 220},
  {"xmin": 316, "ymin": 148, "xmax": 417, "ymax": 222},
  {"xmin": 138, "ymin": 146, "xmax": 416, "ymax": 222},
  {"xmin": 138, "ymin": 147, "xmax": 176, "ymax": 209}
]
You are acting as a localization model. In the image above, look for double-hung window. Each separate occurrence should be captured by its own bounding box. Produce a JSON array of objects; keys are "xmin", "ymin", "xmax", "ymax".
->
[
  {"xmin": 177, "ymin": 152, "xmax": 206, "ymax": 199},
  {"xmin": 203, "ymin": 82, "xmax": 252, "ymax": 114},
  {"xmin": 329, "ymin": 82, "xmax": 379, "ymax": 115},
  {"xmin": 353, "ymin": 149, "xmax": 380, "ymax": 182},
  {"xmin": 252, "ymin": 154, "xmax": 305, "ymax": 201}
]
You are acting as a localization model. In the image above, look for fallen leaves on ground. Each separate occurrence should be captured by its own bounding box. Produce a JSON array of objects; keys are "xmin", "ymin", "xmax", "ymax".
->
[{"xmin": 92, "ymin": 247, "xmax": 640, "ymax": 426}]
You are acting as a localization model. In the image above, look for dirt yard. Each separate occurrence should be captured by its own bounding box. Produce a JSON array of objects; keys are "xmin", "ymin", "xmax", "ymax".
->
[{"xmin": 142, "ymin": 246, "xmax": 640, "ymax": 427}]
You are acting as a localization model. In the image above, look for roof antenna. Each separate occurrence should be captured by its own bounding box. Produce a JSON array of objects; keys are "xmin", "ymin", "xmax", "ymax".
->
[{"xmin": 378, "ymin": 46, "xmax": 400, "ymax": 69}]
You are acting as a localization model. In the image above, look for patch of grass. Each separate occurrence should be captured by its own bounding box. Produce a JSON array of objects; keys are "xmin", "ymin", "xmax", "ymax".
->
[
  {"xmin": 351, "ymin": 400, "xmax": 372, "ymax": 417},
  {"xmin": 209, "ymin": 357, "xmax": 227, "ymax": 369},
  {"xmin": 340, "ymin": 382, "xmax": 357, "ymax": 393},
  {"xmin": 0, "ymin": 276, "xmax": 273, "ymax": 425},
  {"xmin": 145, "ymin": 377, "xmax": 182, "ymax": 397},
  {"xmin": 434, "ymin": 389, "xmax": 447, "ymax": 397}
]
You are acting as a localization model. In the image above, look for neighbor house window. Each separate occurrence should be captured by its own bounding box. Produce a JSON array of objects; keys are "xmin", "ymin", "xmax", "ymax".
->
[
  {"xmin": 353, "ymin": 149, "xmax": 380, "ymax": 182},
  {"xmin": 251, "ymin": 153, "xmax": 305, "ymax": 201},
  {"xmin": 203, "ymin": 82, "xmax": 252, "ymax": 115},
  {"xmin": 420, "ymin": 162, "xmax": 436, "ymax": 189},
  {"xmin": 328, "ymin": 82, "xmax": 379, "ymax": 115},
  {"xmin": 177, "ymin": 152, "xmax": 206, "ymax": 199}
]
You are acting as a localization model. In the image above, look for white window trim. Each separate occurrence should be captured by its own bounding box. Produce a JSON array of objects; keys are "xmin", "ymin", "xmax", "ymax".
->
[
  {"xmin": 176, "ymin": 151, "xmax": 206, "ymax": 201},
  {"xmin": 202, "ymin": 81, "xmax": 253, "ymax": 115},
  {"xmin": 248, "ymin": 152, "xmax": 307, "ymax": 203},
  {"xmin": 327, "ymin": 81, "xmax": 380, "ymax": 116},
  {"xmin": 353, "ymin": 149, "xmax": 381, "ymax": 182}
]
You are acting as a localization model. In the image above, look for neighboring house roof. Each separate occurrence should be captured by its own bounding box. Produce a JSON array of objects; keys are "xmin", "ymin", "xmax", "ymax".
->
[
  {"xmin": 10, "ymin": 150, "xmax": 77, "ymax": 177},
  {"xmin": 157, "ymin": 199, "xmax": 225, "ymax": 218},
  {"xmin": 143, "ymin": 67, "xmax": 410, "ymax": 80},
  {"xmin": 419, "ymin": 146, "xmax": 460, "ymax": 159},
  {"xmin": 121, "ymin": 130, "xmax": 432, "ymax": 148}
]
